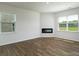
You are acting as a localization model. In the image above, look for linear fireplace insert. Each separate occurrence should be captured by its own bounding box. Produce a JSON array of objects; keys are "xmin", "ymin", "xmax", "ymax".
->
[{"xmin": 42, "ymin": 28, "xmax": 53, "ymax": 33}]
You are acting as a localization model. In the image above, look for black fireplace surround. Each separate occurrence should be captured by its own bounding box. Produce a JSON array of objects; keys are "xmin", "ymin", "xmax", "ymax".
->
[{"xmin": 42, "ymin": 28, "xmax": 53, "ymax": 33}]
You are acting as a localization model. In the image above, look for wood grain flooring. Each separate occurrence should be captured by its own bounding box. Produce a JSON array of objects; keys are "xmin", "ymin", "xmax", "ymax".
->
[{"xmin": 0, "ymin": 37, "xmax": 79, "ymax": 56}]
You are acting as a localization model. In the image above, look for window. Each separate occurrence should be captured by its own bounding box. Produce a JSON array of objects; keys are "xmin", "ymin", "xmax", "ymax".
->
[
  {"xmin": 68, "ymin": 15, "xmax": 78, "ymax": 31},
  {"xmin": 0, "ymin": 12, "xmax": 16, "ymax": 32},
  {"xmin": 58, "ymin": 17, "xmax": 67, "ymax": 31},
  {"xmin": 58, "ymin": 15, "xmax": 79, "ymax": 32}
]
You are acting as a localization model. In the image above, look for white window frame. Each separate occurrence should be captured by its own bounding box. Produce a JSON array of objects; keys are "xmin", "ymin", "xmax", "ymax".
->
[
  {"xmin": 58, "ymin": 14, "xmax": 79, "ymax": 32},
  {"xmin": 0, "ymin": 12, "xmax": 16, "ymax": 33}
]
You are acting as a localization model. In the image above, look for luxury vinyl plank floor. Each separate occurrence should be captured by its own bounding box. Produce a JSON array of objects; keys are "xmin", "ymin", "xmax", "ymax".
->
[{"xmin": 0, "ymin": 37, "xmax": 79, "ymax": 56}]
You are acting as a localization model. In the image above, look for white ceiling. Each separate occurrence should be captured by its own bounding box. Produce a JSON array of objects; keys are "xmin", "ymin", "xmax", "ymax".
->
[{"xmin": 1, "ymin": 2, "xmax": 79, "ymax": 13}]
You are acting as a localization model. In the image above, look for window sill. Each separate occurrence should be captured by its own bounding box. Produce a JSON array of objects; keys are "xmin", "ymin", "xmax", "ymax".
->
[
  {"xmin": 57, "ymin": 31, "xmax": 79, "ymax": 33},
  {"xmin": 0, "ymin": 31, "xmax": 15, "ymax": 34}
]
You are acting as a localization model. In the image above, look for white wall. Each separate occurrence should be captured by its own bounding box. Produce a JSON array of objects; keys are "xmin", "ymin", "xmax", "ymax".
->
[
  {"xmin": 0, "ymin": 4, "xmax": 79, "ymax": 46},
  {"xmin": 54, "ymin": 8, "xmax": 79, "ymax": 41},
  {"xmin": 0, "ymin": 5, "xmax": 40, "ymax": 46},
  {"xmin": 40, "ymin": 8, "xmax": 79, "ymax": 42},
  {"xmin": 40, "ymin": 13, "xmax": 55, "ymax": 37}
]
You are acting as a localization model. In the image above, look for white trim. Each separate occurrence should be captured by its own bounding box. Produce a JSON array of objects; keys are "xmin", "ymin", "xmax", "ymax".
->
[
  {"xmin": 66, "ymin": 17, "xmax": 68, "ymax": 31},
  {"xmin": 58, "ymin": 30, "xmax": 79, "ymax": 32},
  {"xmin": 0, "ymin": 12, "xmax": 16, "ymax": 33},
  {"xmin": 58, "ymin": 14, "xmax": 79, "ymax": 32},
  {"xmin": 78, "ymin": 15, "xmax": 79, "ymax": 32}
]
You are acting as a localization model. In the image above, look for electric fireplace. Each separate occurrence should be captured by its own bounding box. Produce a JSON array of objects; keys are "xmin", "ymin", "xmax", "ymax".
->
[{"xmin": 42, "ymin": 28, "xmax": 53, "ymax": 33}]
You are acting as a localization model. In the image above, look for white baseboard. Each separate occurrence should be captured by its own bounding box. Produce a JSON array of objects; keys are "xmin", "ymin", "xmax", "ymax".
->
[
  {"xmin": 0, "ymin": 34, "xmax": 40, "ymax": 46},
  {"xmin": 54, "ymin": 35, "xmax": 79, "ymax": 42}
]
